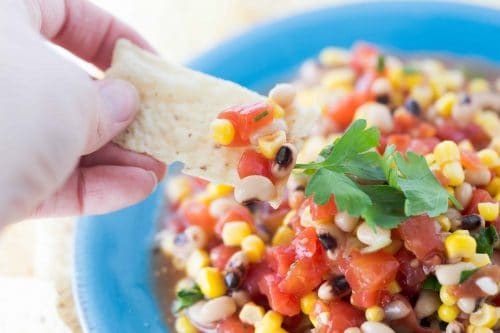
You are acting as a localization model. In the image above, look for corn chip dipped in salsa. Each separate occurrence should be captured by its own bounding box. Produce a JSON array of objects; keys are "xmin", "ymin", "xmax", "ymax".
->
[{"xmin": 153, "ymin": 43, "xmax": 500, "ymax": 333}]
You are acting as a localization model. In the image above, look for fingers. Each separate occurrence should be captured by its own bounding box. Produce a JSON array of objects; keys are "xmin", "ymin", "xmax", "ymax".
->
[
  {"xmin": 31, "ymin": 165, "xmax": 158, "ymax": 218},
  {"xmin": 24, "ymin": 0, "xmax": 154, "ymax": 69},
  {"xmin": 80, "ymin": 143, "xmax": 167, "ymax": 181}
]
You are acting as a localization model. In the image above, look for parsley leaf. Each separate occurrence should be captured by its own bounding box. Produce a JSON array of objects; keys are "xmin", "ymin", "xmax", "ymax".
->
[
  {"xmin": 473, "ymin": 225, "xmax": 499, "ymax": 257},
  {"xmin": 459, "ymin": 269, "xmax": 479, "ymax": 283},
  {"xmin": 422, "ymin": 275, "xmax": 441, "ymax": 292},
  {"xmin": 174, "ymin": 284, "xmax": 203, "ymax": 312}
]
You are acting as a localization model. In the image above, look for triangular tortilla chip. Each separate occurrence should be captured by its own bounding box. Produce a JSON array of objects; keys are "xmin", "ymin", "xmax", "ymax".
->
[{"xmin": 108, "ymin": 40, "xmax": 316, "ymax": 189}]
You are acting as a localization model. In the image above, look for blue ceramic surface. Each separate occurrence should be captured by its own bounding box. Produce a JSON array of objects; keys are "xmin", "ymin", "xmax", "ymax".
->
[{"xmin": 74, "ymin": 2, "xmax": 500, "ymax": 332}]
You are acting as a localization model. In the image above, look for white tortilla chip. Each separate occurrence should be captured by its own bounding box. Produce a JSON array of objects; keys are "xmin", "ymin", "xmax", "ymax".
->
[{"xmin": 108, "ymin": 40, "xmax": 316, "ymax": 190}]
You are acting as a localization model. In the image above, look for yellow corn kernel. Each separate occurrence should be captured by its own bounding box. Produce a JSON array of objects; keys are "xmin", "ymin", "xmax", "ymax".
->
[
  {"xmin": 437, "ymin": 215, "xmax": 452, "ymax": 232},
  {"xmin": 495, "ymin": 193, "xmax": 500, "ymax": 201},
  {"xmin": 282, "ymin": 210, "xmax": 297, "ymax": 226},
  {"xmin": 468, "ymin": 78, "xmax": 491, "ymax": 93},
  {"xmin": 272, "ymin": 225, "xmax": 295, "ymax": 246},
  {"xmin": 403, "ymin": 72, "xmax": 423, "ymax": 91},
  {"xmin": 321, "ymin": 68, "xmax": 355, "ymax": 90},
  {"xmin": 434, "ymin": 140, "xmax": 460, "ymax": 166},
  {"xmin": 440, "ymin": 286, "xmax": 457, "ymax": 306},
  {"xmin": 166, "ymin": 176, "xmax": 193, "ymax": 203},
  {"xmin": 383, "ymin": 239, "xmax": 403, "ymax": 255},
  {"xmin": 255, "ymin": 311, "xmax": 285, "ymax": 333},
  {"xmin": 210, "ymin": 119, "xmax": 235, "ymax": 145},
  {"xmin": 387, "ymin": 281, "xmax": 402, "ymax": 294},
  {"xmin": 365, "ymin": 306, "xmax": 385, "ymax": 322},
  {"xmin": 273, "ymin": 103, "xmax": 285, "ymax": 118},
  {"xmin": 197, "ymin": 267, "xmax": 226, "ymax": 299},
  {"xmin": 446, "ymin": 186, "xmax": 455, "ymax": 197},
  {"xmin": 470, "ymin": 328, "xmax": 493, "ymax": 333},
  {"xmin": 469, "ymin": 304, "xmax": 498, "ymax": 328},
  {"xmin": 478, "ymin": 202, "xmax": 499, "ymax": 221},
  {"xmin": 222, "ymin": 221, "xmax": 252, "ymax": 246},
  {"xmin": 300, "ymin": 292, "xmax": 318, "ymax": 315},
  {"xmin": 388, "ymin": 67, "xmax": 403, "ymax": 89},
  {"xmin": 442, "ymin": 161, "xmax": 465, "ymax": 186},
  {"xmin": 319, "ymin": 47, "xmax": 351, "ymax": 67},
  {"xmin": 241, "ymin": 235, "xmax": 265, "ymax": 263},
  {"xmin": 186, "ymin": 249, "xmax": 210, "ymax": 278},
  {"xmin": 478, "ymin": 149, "xmax": 499, "ymax": 168},
  {"xmin": 486, "ymin": 177, "xmax": 500, "ymax": 196},
  {"xmin": 459, "ymin": 140, "xmax": 474, "ymax": 151},
  {"xmin": 435, "ymin": 92, "xmax": 457, "ymax": 117},
  {"xmin": 175, "ymin": 315, "xmax": 198, "ymax": 333},
  {"xmin": 411, "ymin": 85, "xmax": 434, "ymax": 109},
  {"xmin": 425, "ymin": 153, "xmax": 436, "ymax": 165},
  {"xmin": 239, "ymin": 302, "xmax": 265, "ymax": 325},
  {"xmin": 490, "ymin": 137, "xmax": 500, "ymax": 155},
  {"xmin": 474, "ymin": 111, "xmax": 500, "ymax": 138},
  {"xmin": 466, "ymin": 253, "xmax": 492, "ymax": 268},
  {"xmin": 258, "ymin": 130, "xmax": 287, "ymax": 159},
  {"xmin": 438, "ymin": 304, "xmax": 460, "ymax": 323},
  {"xmin": 206, "ymin": 183, "xmax": 233, "ymax": 198},
  {"xmin": 445, "ymin": 230, "xmax": 477, "ymax": 259}
]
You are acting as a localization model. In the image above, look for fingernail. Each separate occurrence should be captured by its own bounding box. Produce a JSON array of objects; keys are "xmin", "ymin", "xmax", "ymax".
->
[
  {"xmin": 148, "ymin": 171, "xmax": 158, "ymax": 193},
  {"xmin": 97, "ymin": 79, "xmax": 139, "ymax": 122}
]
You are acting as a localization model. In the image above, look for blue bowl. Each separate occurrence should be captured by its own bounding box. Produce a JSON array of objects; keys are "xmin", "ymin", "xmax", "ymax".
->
[{"xmin": 74, "ymin": 2, "xmax": 500, "ymax": 332}]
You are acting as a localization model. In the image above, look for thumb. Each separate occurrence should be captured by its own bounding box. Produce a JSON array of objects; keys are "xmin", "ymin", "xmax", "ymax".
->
[{"xmin": 83, "ymin": 79, "xmax": 139, "ymax": 154}]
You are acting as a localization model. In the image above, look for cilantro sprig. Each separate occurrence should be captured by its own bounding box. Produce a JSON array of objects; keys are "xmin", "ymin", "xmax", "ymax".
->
[
  {"xmin": 174, "ymin": 284, "xmax": 204, "ymax": 312},
  {"xmin": 473, "ymin": 225, "xmax": 499, "ymax": 257},
  {"xmin": 295, "ymin": 119, "xmax": 462, "ymax": 229}
]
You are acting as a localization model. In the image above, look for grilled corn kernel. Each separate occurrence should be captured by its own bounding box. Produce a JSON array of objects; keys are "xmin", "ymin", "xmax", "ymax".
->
[
  {"xmin": 272, "ymin": 225, "xmax": 295, "ymax": 246},
  {"xmin": 442, "ymin": 161, "xmax": 465, "ymax": 186},
  {"xmin": 222, "ymin": 221, "xmax": 252, "ymax": 246},
  {"xmin": 186, "ymin": 249, "xmax": 210, "ymax": 278},
  {"xmin": 206, "ymin": 183, "xmax": 233, "ymax": 198},
  {"xmin": 365, "ymin": 306, "xmax": 385, "ymax": 322},
  {"xmin": 486, "ymin": 177, "xmax": 500, "ymax": 196},
  {"xmin": 300, "ymin": 292, "xmax": 318, "ymax": 315},
  {"xmin": 466, "ymin": 253, "xmax": 492, "ymax": 268},
  {"xmin": 434, "ymin": 141, "xmax": 460, "ymax": 166},
  {"xmin": 239, "ymin": 302, "xmax": 265, "ymax": 325},
  {"xmin": 438, "ymin": 304, "xmax": 460, "ymax": 323},
  {"xmin": 478, "ymin": 202, "xmax": 499, "ymax": 221},
  {"xmin": 435, "ymin": 92, "xmax": 457, "ymax": 117},
  {"xmin": 440, "ymin": 286, "xmax": 457, "ymax": 306},
  {"xmin": 175, "ymin": 315, "xmax": 198, "ymax": 333},
  {"xmin": 478, "ymin": 149, "xmax": 499, "ymax": 167},
  {"xmin": 197, "ymin": 267, "xmax": 227, "ymax": 298},
  {"xmin": 387, "ymin": 281, "xmax": 402, "ymax": 294},
  {"xmin": 469, "ymin": 304, "xmax": 498, "ymax": 328},
  {"xmin": 468, "ymin": 78, "xmax": 491, "ymax": 93},
  {"xmin": 445, "ymin": 230, "xmax": 477, "ymax": 259},
  {"xmin": 258, "ymin": 130, "xmax": 287, "ymax": 159},
  {"xmin": 437, "ymin": 215, "xmax": 452, "ymax": 232},
  {"xmin": 241, "ymin": 235, "xmax": 265, "ymax": 263},
  {"xmin": 210, "ymin": 119, "xmax": 235, "ymax": 145},
  {"xmin": 319, "ymin": 47, "xmax": 351, "ymax": 67},
  {"xmin": 255, "ymin": 311, "xmax": 285, "ymax": 333}
]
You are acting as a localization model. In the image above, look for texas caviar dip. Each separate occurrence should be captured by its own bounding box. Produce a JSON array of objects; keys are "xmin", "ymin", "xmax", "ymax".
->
[{"xmin": 156, "ymin": 43, "xmax": 500, "ymax": 333}]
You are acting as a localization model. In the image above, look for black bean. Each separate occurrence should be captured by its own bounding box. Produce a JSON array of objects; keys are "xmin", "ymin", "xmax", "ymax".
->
[
  {"xmin": 460, "ymin": 214, "xmax": 482, "ymax": 230},
  {"xmin": 420, "ymin": 317, "xmax": 432, "ymax": 327},
  {"xmin": 275, "ymin": 145, "xmax": 293, "ymax": 167},
  {"xmin": 331, "ymin": 275, "xmax": 350, "ymax": 297},
  {"xmin": 404, "ymin": 99, "xmax": 421, "ymax": 116},
  {"xmin": 375, "ymin": 94, "xmax": 390, "ymax": 105},
  {"xmin": 224, "ymin": 271, "xmax": 241, "ymax": 289},
  {"xmin": 318, "ymin": 233, "xmax": 338, "ymax": 250},
  {"xmin": 460, "ymin": 93, "xmax": 471, "ymax": 105}
]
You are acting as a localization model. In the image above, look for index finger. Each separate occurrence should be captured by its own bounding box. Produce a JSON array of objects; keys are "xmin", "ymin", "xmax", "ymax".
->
[{"xmin": 24, "ymin": 0, "xmax": 154, "ymax": 69}]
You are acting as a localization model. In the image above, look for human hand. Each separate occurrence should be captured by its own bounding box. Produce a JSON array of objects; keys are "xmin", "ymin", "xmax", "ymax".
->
[{"xmin": 0, "ymin": 0, "xmax": 166, "ymax": 226}]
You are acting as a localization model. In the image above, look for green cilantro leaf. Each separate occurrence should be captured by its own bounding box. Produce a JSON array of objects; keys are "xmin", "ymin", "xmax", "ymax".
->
[
  {"xmin": 253, "ymin": 110, "xmax": 269, "ymax": 122},
  {"xmin": 473, "ymin": 225, "xmax": 499, "ymax": 257},
  {"xmin": 392, "ymin": 152, "xmax": 461, "ymax": 216},
  {"xmin": 376, "ymin": 54, "xmax": 385, "ymax": 73},
  {"xmin": 422, "ymin": 275, "xmax": 441, "ymax": 292},
  {"xmin": 174, "ymin": 284, "xmax": 203, "ymax": 312},
  {"xmin": 459, "ymin": 269, "xmax": 479, "ymax": 283},
  {"xmin": 402, "ymin": 66, "xmax": 421, "ymax": 75},
  {"xmin": 305, "ymin": 168, "xmax": 371, "ymax": 216},
  {"xmin": 360, "ymin": 185, "xmax": 407, "ymax": 228}
]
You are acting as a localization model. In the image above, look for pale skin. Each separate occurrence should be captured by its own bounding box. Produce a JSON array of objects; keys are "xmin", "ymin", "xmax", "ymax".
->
[{"xmin": 0, "ymin": 0, "xmax": 166, "ymax": 226}]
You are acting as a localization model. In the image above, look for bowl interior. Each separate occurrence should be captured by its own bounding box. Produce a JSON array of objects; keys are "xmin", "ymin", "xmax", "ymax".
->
[{"xmin": 74, "ymin": 2, "xmax": 500, "ymax": 332}]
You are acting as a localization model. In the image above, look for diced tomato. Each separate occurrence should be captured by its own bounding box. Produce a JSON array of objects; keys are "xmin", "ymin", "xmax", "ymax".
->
[
  {"xmin": 351, "ymin": 289, "xmax": 392, "ymax": 308},
  {"xmin": 210, "ymin": 245, "xmax": 239, "ymax": 271},
  {"xmin": 325, "ymin": 93, "xmax": 360, "ymax": 129},
  {"xmin": 292, "ymin": 227, "xmax": 320, "ymax": 258},
  {"xmin": 237, "ymin": 150, "xmax": 273, "ymax": 180},
  {"xmin": 183, "ymin": 201, "xmax": 216, "ymax": 232},
  {"xmin": 452, "ymin": 265, "xmax": 500, "ymax": 299},
  {"xmin": 395, "ymin": 248, "xmax": 427, "ymax": 296},
  {"xmin": 463, "ymin": 123, "xmax": 490, "ymax": 149},
  {"xmin": 465, "ymin": 189, "xmax": 495, "ymax": 215},
  {"xmin": 215, "ymin": 205, "xmax": 253, "ymax": 235},
  {"xmin": 460, "ymin": 149, "xmax": 483, "ymax": 170},
  {"xmin": 244, "ymin": 261, "xmax": 271, "ymax": 297},
  {"xmin": 394, "ymin": 111, "xmax": 419, "ymax": 134},
  {"xmin": 414, "ymin": 122, "xmax": 437, "ymax": 138},
  {"xmin": 267, "ymin": 245, "xmax": 296, "ymax": 276},
  {"xmin": 387, "ymin": 134, "xmax": 411, "ymax": 153},
  {"xmin": 218, "ymin": 102, "xmax": 273, "ymax": 144},
  {"xmin": 278, "ymin": 255, "xmax": 327, "ymax": 297},
  {"xmin": 312, "ymin": 300, "xmax": 365, "ymax": 333},
  {"xmin": 216, "ymin": 316, "xmax": 254, "ymax": 333},
  {"xmin": 309, "ymin": 195, "xmax": 338, "ymax": 220},
  {"xmin": 437, "ymin": 120, "xmax": 490, "ymax": 149},
  {"xmin": 350, "ymin": 42, "xmax": 378, "ymax": 73},
  {"xmin": 259, "ymin": 274, "xmax": 300, "ymax": 316},
  {"xmin": 398, "ymin": 215, "xmax": 445, "ymax": 264},
  {"xmin": 346, "ymin": 251, "xmax": 399, "ymax": 293},
  {"xmin": 408, "ymin": 137, "xmax": 439, "ymax": 155},
  {"xmin": 436, "ymin": 119, "xmax": 467, "ymax": 143}
]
